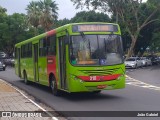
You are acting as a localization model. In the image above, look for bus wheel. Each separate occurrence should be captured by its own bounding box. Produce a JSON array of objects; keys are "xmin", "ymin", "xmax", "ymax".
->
[
  {"xmin": 50, "ymin": 76, "xmax": 60, "ymax": 96},
  {"xmin": 24, "ymin": 71, "xmax": 29, "ymax": 85}
]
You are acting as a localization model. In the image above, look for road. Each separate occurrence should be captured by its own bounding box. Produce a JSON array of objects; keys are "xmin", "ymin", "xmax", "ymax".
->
[
  {"xmin": 127, "ymin": 65, "xmax": 160, "ymax": 86},
  {"xmin": 0, "ymin": 66, "xmax": 160, "ymax": 120}
]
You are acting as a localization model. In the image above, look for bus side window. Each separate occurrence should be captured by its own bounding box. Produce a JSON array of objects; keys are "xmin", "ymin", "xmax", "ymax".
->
[
  {"xmin": 47, "ymin": 35, "xmax": 56, "ymax": 56},
  {"xmin": 39, "ymin": 38, "xmax": 47, "ymax": 56},
  {"xmin": 28, "ymin": 43, "xmax": 32, "ymax": 57}
]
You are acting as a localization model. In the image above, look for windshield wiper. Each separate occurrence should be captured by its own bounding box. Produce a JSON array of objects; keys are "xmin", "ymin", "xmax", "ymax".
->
[{"xmin": 80, "ymin": 32, "xmax": 86, "ymax": 41}]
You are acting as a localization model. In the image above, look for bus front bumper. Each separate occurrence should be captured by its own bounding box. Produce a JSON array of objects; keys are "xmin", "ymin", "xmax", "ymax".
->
[{"xmin": 68, "ymin": 75, "xmax": 125, "ymax": 92}]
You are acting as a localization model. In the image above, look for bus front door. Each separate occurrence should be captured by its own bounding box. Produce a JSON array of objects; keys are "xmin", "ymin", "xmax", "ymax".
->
[
  {"xmin": 59, "ymin": 36, "xmax": 67, "ymax": 90},
  {"xmin": 33, "ymin": 43, "xmax": 39, "ymax": 82}
]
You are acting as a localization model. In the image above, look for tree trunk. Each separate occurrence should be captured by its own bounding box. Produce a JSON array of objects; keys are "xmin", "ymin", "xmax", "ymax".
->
[
  {"xmin": 126, "ymin": 38, "xmax": 137, "ymax": 59},
  {"xmin": 116, "ymin": 12, "xmax": 119, "ymax": 23}
]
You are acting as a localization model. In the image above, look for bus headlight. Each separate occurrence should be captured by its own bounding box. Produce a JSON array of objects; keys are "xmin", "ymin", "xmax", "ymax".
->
[
  {"xmin": 74, "ymin": 77, "xmax": 79, "ymax": 81},
  {"xmin": 117, "ymin": 74, "xmax": 124, "ymax": 80},
  {"xmin": 70, "ymin": 74, "xmax": 79, "ymax": 80}
]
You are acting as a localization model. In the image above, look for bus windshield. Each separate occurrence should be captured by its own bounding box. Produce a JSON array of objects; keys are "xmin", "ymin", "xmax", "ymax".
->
[{"xmin": 69, "ymin": 35, "xmax": 123, "ymax": 66}]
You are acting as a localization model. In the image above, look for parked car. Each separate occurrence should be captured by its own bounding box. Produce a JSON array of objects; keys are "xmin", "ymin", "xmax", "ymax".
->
[
  {"xmin": 0, "ymin": 61, "xmax": 6, "ymax": 71},
  {"xmin": 0, "ymin": 52, "xmax": 7, "ymax": 58},
  {"xmin": 125, "ymin": 57, "xmax": 142, "ymax": 68},
  {"xmin": 140, "ymin": 57, "xmax": 152, "ymax": 66},
  {"xmin": 3, "ymin": 57, "xmax": 15, "ymax": 67},
  {"xmin": 157, "ymin": 57, "xmax": 160, "ymax": 64},
  {"xmin": 148, "ymin": 55, "xmax": 159, "ymax": 65}
]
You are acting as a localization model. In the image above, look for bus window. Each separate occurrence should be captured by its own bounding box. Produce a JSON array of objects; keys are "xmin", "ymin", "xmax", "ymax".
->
[
  {"xmin": 47, "ymin": 35, "xmax": 56, "ymax": 56},
  {"xmin": 39, "ymin": 38, "xmax": 47, "ymax": 56}
]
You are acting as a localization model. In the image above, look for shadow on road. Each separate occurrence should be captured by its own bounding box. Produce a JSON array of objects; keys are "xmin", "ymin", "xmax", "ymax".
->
[
  {"xmin": 18, "ymin": 80, "xmax": 123, "ymax": 101},
  {"xmin": 149, "ymin": 64, "xmax": 160, "ymax": 70},
  {"xmin": 21, "ymin": 80, "xmax": 123, "ymax": 101},
  {"xmin": 0, "ymin": 67, "xmax": 124, "ymax": 104},
  {"xmin": 60, "ymin": 92, "xmax": 123, "ymax": 101}
]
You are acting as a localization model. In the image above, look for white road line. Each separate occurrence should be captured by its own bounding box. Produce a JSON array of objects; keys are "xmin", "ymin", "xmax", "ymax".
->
[
  {"xmin": 0, "ymin": 79, "xmax": 59, "ymax": 120},
  {"xmin": 126, "ymin": 75, "xmax": 160, "ymax": 91}
]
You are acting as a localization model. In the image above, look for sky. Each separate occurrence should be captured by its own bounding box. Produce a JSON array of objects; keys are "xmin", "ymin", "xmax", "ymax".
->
[
  {"xmin": 0, "ymin": 0, "xmax": 84, "ymax": 20},
  {"xmin": 0, "ymin": 0, "xmax": 147, "ymax": 20}
]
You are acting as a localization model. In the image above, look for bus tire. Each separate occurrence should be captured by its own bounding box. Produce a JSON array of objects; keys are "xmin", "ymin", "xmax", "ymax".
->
[
  {"xmin": 24, "ymin": 71, "xmax": 29, "ymax": 85},
  {"xmin": 50, "ymin": 76, "xmax": 60, "ymax": 96}
]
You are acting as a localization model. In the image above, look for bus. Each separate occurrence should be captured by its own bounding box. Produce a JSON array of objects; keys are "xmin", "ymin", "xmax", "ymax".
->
[{"xmin": 15, "ymin": 22, "xmax": 125, "ymax": 96}]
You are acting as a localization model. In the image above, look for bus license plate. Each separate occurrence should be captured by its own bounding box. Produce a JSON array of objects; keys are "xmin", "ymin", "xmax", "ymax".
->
[{"xmin": 97, "ymin": 85, "xmax": 107, "ymax": 89}]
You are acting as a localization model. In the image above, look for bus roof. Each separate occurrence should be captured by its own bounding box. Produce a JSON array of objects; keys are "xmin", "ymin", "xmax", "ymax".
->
[{"xmin": 15, "ymin": 22, "xmax": 120, "ymax": 47}]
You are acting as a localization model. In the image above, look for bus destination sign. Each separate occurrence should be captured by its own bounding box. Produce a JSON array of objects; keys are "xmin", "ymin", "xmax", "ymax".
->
[{"xmin": 72, "ymin": 24, "xmax": 118, "ymax": 32}]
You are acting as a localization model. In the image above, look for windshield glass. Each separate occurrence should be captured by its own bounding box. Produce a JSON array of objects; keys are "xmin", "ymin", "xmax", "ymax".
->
[{"xmin": 69, "ymin": 35, "xmax": 123, "ymax": 66}]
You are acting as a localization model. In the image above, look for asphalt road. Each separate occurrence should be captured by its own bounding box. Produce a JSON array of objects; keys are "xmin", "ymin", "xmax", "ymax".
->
[
  {"xmin": 0, "ymin": 66, "xmax": 160, "ymax": 120},
  {"xmin": 126, "ymin": 65, "xmax": 160, "ymax": 86}
]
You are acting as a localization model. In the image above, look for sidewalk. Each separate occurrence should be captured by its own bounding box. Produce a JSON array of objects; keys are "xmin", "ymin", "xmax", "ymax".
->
[{"xmin": 0, "ymin": 79, "xmax": 59, "ymax": 120}]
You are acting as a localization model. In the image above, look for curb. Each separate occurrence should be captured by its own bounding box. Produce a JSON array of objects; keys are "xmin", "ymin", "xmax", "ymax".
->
[{"xmin": 0, "ymin": 79, "xmax": 58, "ymax": 120}]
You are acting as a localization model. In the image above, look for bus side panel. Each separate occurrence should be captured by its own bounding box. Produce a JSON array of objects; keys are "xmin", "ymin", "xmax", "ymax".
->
[
  {"xmin": 20, "ymin": 58, "xmax": 34, "ymax": 81},
  {"xmin": 15, "ymin": 48, "xmax": 19, "ymax": 77},
  {"xmin": 27, "ymin": 58, "xmax": 34, "ymax": 81},
  {"xmin": 47, "ymin": 56, "xmax": 57, "ymax": 86},
  {"xmin": 38, "ymin": 57, "xmax": 48, "ymax": 86}
]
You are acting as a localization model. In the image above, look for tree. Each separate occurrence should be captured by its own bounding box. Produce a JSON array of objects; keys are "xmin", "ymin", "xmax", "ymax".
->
[
  {"xmin": 56, "ymin": 11, "xmax": 110, "ymax": 27},
  {"xmin": 0, "ymin": 6, "xmax": 7, "ymax": 13},
  {"xmin": 0, "ymin": 12, "xmax": 35, "ymax": 56},
  {"xmin": 26, "ymin": 1, "xmax": 41, "ymax": 35},
  {"xmin": 70, "ymin": 0, "xmax": 160, "ymax": 58},
  {"xmin": 2, "ymin": 13, "xmax": 32, "ymax": 56},
  {"xmin": 55, "ymin": 18, "xmax": 70, "ymax": 27},
  {"xmin": 70, "ymin": 11, "xmax": 110, "ymax": 23},
  {"xmin": 38, "ymin": 0, "xmax": 58, "ymax": 31},
  {"xmin": 150, "ymin": 24, "xmax": 160, "ymax": 52},
  {"xmin": 134, "ymin": 23, "xmax": 155, "ymax": 56},
  {"xmin": 26, "ymin": 0, "xmax": 58, "ymax": 33},
  {"xmin": 0, "ymin": 6, "xmax": 8, "ymax": 52}
]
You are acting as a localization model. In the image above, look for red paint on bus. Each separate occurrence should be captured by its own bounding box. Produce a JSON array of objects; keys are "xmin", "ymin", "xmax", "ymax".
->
[
  {"xmin": 77, "ymin": 74, "xmax": 121, "ymax": 82},
  {"xmin": 47, "ymin": 29, "xmax": 56, "ymax": 36}
]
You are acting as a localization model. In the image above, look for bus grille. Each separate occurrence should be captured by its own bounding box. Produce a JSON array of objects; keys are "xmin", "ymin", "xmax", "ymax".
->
[{"xmin": 78, "ymin": 68, "xmax": 120, "ymax": 76}]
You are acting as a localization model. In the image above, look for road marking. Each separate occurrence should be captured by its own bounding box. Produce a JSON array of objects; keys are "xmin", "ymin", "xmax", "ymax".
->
[
  {"xmin": 126, "ymin": 75, "xmax": 160, "ymax": 91},
  {"xmin": 0, "ymin": 79, "xmax": 59, "ymax": 120}
]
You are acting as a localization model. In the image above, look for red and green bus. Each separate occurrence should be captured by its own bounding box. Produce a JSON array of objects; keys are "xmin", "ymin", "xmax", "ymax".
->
[{"xmin": 15, "ymin": 22, "xmax": 125, "ymax": 96}]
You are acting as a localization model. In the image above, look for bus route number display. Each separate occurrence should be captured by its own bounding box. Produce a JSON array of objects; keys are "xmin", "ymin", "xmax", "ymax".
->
[{"xmin": 72, "ymin": 24, "xmax": 118, "ymax": 32}]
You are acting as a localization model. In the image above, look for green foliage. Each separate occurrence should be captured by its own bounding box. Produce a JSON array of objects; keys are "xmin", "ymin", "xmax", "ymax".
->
[
  {"xmin": 26, "ymin": 0, "xmax": 58, "ymax": 33},
  {"xmin": 0, "ymin": 1, "xmax": 160, "ymax": 57},
  {"xmin": 26, "ymin": 1, "xmax": 40, "ymax": 34},
  {"xmin": 0, "ymin": 6, "xmax": 7, "ymax": 13},
  {"xmin": 0, "ymin": 13, "xmax": 35, "ymax": 56},
  {"xmin": 55, "ymin": 18, "xmax": 70, "ymax": 27},
  {"xmin": 70, "ymin": 0, "xmax": 160, "ymax": 57},
  {"xmin": 150, "ymin": 22, "xmax": 160, "ymax": 51},
  {"xmin": 56, "ymin": 11, "xmax": 110, "ymax": 27},
  {"xmin": 70, "ymin": 11, "xmax": 110, "ymax": 23}
]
